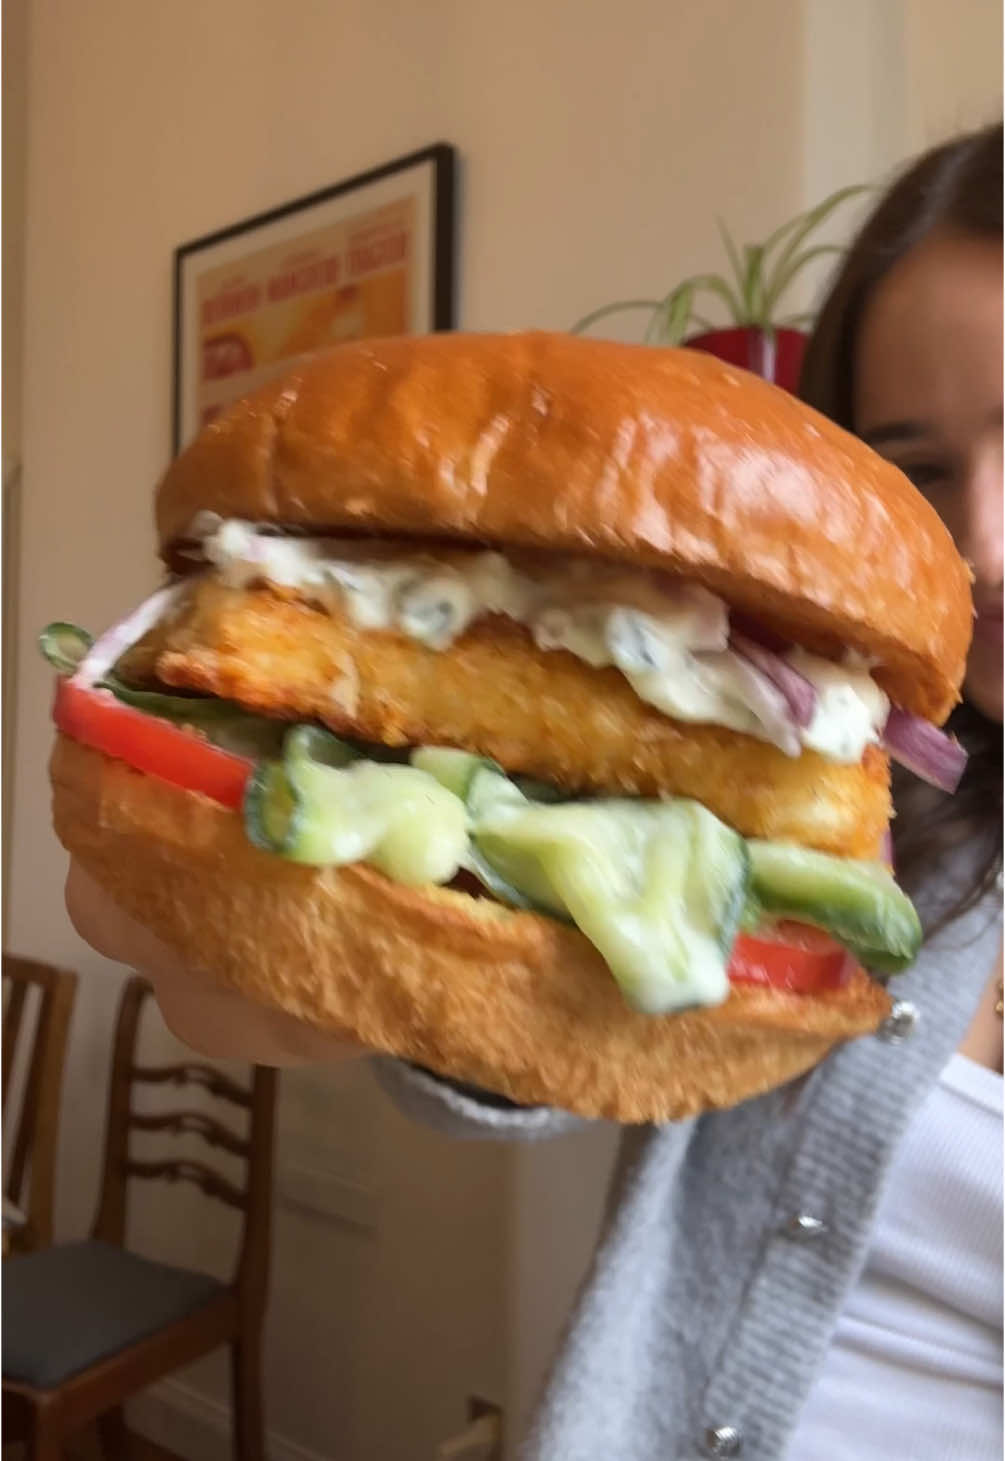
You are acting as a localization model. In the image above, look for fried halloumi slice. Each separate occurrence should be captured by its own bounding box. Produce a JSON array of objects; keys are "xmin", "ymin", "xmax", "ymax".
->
[{"xmin": 123, "ymin": 576, "xmax": 890, "ymax": 858}]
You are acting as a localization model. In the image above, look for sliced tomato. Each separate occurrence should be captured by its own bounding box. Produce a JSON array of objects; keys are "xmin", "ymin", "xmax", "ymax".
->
[
  {"xmin": 54, "ymin": 679, "xmax": 252, "ymax": 810},
  {"xmin": 729, "ymin": 922, "xmax": 855, "ymax": 994}
]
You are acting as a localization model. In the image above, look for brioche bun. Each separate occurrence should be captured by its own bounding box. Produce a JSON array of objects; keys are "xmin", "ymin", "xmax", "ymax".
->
[
  {"xmin": 157, "ymin": 332, "xmax": 970, "ymax": 722},
  {"xmin": 51, "ymin": 736, "xmax": 891, "ymax": 1124}
]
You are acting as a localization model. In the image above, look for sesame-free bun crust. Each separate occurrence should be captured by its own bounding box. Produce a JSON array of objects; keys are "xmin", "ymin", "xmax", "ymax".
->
[
  {"xmin": 157, "ymin": 332, "xmax": 971, "ymax": 722},
  {"xmin": 52, "ymin": 736, "xmax": 891, "ymax": 1123}
]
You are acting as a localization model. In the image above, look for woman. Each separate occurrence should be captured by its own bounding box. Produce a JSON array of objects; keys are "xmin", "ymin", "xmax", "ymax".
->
[{"xmin": 67, "ymin": 122, "xmax": 1002, "ymax": 1459}]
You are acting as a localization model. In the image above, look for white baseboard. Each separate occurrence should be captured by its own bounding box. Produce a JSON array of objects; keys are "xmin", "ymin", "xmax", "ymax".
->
[{"xmin": 128, "ymin": 1374, "xmax": 334, "ymax": 1461}]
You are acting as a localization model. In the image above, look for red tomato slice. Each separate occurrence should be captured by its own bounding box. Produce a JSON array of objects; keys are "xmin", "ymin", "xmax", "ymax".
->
[
  {"xmin": 54, "ymin": 679, "xmax": 252, "ymax": 810},
  {"xmin": 729, "ymin": 922, "xmax": 855, "ymax": 994}
]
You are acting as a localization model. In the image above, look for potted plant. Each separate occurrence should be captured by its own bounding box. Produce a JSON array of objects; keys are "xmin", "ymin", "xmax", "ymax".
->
[{"xmin": 571, "ymin": 186, "xmax": 869, "ymax": 393}]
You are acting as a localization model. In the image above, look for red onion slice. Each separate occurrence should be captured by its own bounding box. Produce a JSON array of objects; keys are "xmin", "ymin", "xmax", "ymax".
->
[
  {"xmin": 730, "ymin": 633, "xmax": 817, "ymax": 729},
  {"xmin": 882, "ymin": 706, "xmax": 968, "ymax": 793},
  {"xmin": 695, "ymin": 651, "xmax": 802, "ymax": 757},
  {"xmin": 72, "ymin": 582, "xmax": 187, "ymax": 688}
]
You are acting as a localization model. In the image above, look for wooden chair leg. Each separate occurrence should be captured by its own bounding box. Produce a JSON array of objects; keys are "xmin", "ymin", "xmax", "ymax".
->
[
  {"xmin": 28, "ymin": 1394, "xmax": 64, "ymax": 1461},
  {"xmin": 230, "ymin": 1337, "xmax": 265, "ymax": 1461},
  {"xmin": 97, "ymin": 1405, "xmax": 130, "ymax": 1459}
]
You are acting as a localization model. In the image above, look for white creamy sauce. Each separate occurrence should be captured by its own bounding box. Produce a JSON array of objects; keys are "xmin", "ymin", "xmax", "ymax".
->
[
  {"xmin": 194, "ymin": 515, "xmax": 889, "ymax": 763},
  {"xmin": 789, "ymin": 649, "xmax": 889, "ymax": 762}
]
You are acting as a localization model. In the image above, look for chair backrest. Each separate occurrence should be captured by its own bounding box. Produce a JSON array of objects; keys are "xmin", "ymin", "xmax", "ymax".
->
[
  {"xmin": 91, "ymin": 976, "xmax": 277, "ymax": 1319},
  {"xmin": 2, "ymin": 954, "xmax": 78, "ymax": 1250}
]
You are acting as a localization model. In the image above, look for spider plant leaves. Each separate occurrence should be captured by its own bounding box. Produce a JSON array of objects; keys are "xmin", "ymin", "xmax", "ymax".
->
[
  {"xmin": 716, "ymin": 218, "xmax": 745, "ymax": 292},
  {"xmin": 569, "ymin": 299, "xmax": 665, "ymax": 335},
  {"xmin": 741, "ymin": 244, "xmax": 766, "ymax": 322},
  {"xmin": 762, "ymin": 243, "xmax": 845, "ymax": 316},
  {"xmin": 761, "ymin": 186, "xmax": 872, "ymax": 311},
  {"xmin": 684, "ymin": 271, "xmax": 746, "ymax": 325},
  {"xmin": 665, "ymin": 283, "xmax": 697, "ymax": 344},
  {"xmin": 644, "ymin": 282, "xmax": 697, "ymax": 345},
  {"xmin": 571, "ymin": 181, "xmax": 871, "ymax": 344}
]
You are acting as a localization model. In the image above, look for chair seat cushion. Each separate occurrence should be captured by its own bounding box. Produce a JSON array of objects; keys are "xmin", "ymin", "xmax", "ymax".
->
[{"xmin": 2, "ymin": 1239, "xmax": 224, "ymax": 1388}]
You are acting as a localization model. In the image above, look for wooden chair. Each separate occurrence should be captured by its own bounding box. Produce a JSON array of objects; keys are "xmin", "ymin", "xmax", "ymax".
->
[
  {"xmin": 2, "ymin": 954, "xmax": 78, "ymax": 1254},
  {"xmin": 2, "ymin": 975, "xmax": 277, "ymax": 1461}
]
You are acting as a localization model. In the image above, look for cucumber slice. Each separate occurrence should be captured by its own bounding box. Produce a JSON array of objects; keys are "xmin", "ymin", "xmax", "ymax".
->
[
  {"xmin": 474, "ymin": 826, "xmax": 569, "ymax": 916},
  {"xmin": 511, "ymin": 775, "xmax": 571, "ymax": 804},
  {"xmin": 738, "ymin": 891, "xmax": 765, "ymax": 934},
  {"xmin": 747, "ymin": 840, "xmax": 922, "ymax": 972},
  {"xmin": 471, "ymin": 789, "xmax": 748, "ymax": 1013},
  {"xmin": 685, "ymin": 798, "xmax": 751, "ymax": 957},
  {"xmin": 39, "ymin": 622, "xmax": 93, "ymax": 675},
  {"xmin": 245, "ymin": 761, "xmax": 301, "ymax": 854},
  {"xmin": 410, "ymin": 746, "xmax": 500, "ymax": 800},
  {"xmin": 284, "ymin": 723, "xmax": 360, "ymax": 770},
  {"xmin": 466, "ymin": 765, "xmax": 532, "ymax": 820},
  {"xmin": 462, "ymin": 844, "xmax": 556, "ymax": 915},
  {"xmin": 245, "ymin": 738, "xmax": 469, "ymax": 885},
  {"xmin": 413, "ymin": 747, "xmax": 571, "ymax": 807},
  {"xmin": 412, "ymin": 758, "xmax": 572, "ymax": 915}
]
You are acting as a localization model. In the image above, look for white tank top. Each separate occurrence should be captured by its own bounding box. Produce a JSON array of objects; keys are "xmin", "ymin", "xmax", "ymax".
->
[{"xmin": 788, "ymin": 1053, "xmax": 1003, "ymax": 1461}]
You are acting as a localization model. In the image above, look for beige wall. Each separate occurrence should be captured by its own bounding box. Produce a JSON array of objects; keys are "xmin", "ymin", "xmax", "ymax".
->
[
  {"xmin": 903, "ymin": 0, "xmax": 1002, "ymax": 149},
  {"xmin": 2, "ymin": 0, "xmax": 28, "ymax": 461},
  {"xmin": 7, "ymin": 2, "xmax": 1001, "ymax": 1457},
  {"xmin": 3, "ymin": 0, "xmax": 29, "ymax": 921}
]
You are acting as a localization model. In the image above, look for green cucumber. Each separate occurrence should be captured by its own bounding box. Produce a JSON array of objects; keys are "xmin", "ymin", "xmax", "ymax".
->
[
  {"xmin": 245, "ymin": 761, "xmax": 300, "ymax": 854},
  {"xmin": 412, "ymin": 754, "xmax": 572, "ymax": 916},
  {"xmin": 284, "ymin": 723, "xmax": 360, "ymax": 771},
  {"xmin": 511, "ymin": 775, "xmax": 573, "ymax": 804},
  {"xmin": 466, "ymin": 765, "xmax": 531, "ymax": 820},
  {"xmin": 412, "ymin": 748, "xmax": 572, "ymax": 808},
  {"xmin": 462, "ymin": 844, "xmax": 554, "ymax": 914},
  {"xmin": 246, "ymin": 729, "xmax": 468, "ymax": 885},
  {"xmin": 410, "ymin": 746, "xmax": 500, "ymax": 800},
  {"xmin": 470, "ymin": 776, "xmax": 749, "ymax": 1014},
  {"xmin": 684, "ymin": 798, "xmax": 751, "ymax": 957},
  {"xmin": 39, "ymin": 622, "xmax": 93, "ymax": 675},
  {"xmin": 738, "ymin": 891, "xmax": 765, "ymax": 934},
  {"xmin": 474, "ymin": 827, "xmax": 569, "ymax": 916},
  {"xmin": 465, "ymin": 768, "xmax": 569, "ymax": 911},
  {"xmin": 747, "ymin": 840, "xmax": 922, "ymax": 972}
]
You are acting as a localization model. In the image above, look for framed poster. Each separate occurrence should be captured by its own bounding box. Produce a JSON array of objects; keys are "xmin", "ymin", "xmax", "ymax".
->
[{"xmin": 172, "ymin": 142, "xmax": 455, "ymax": 453}]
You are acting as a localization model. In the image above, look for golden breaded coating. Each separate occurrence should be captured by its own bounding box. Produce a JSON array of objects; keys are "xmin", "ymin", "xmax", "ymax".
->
[{"xmin": 125, "ymin": 577, "xmax": 890, "ymax": 857}]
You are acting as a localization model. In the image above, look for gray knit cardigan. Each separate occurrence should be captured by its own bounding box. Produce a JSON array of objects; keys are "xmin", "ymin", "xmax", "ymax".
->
[{"xmin": 375, "ymin": 875, "xmax": 1001, "ymax": 1461}]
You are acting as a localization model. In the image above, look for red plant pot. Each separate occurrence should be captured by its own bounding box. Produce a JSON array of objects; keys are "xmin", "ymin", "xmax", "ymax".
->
[{"xmin": 683, "ymin": 327, "xmax": 807, "ymax": 395}]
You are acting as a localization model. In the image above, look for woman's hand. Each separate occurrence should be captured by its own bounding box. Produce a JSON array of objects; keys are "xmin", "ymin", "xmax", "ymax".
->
[{"xmin": 65, "ymin": 860, "xmax": 365, "ymax": 1067}]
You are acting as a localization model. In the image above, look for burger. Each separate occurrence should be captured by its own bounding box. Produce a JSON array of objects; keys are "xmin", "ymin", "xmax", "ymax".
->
[{"xmin": 44, "ymin": 332, "xmax": 972, "ymax": 1122}]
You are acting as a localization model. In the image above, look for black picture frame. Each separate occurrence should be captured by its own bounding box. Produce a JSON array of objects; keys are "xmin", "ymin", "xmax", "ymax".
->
[{"xmin": 172, "ymin": 142, "xmax": 456, "ymax": 454}]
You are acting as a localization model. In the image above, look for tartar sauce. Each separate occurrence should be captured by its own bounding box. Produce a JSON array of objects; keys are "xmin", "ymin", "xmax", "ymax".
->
[{"xmin": 192, "ymin": 515, "xmax": 889, "ymax": 763}]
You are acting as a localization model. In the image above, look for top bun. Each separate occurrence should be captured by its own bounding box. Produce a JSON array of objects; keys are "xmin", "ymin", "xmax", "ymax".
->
[{"xmin": 157, "ymin": 332, "xmax": 971, "ymax": 722}]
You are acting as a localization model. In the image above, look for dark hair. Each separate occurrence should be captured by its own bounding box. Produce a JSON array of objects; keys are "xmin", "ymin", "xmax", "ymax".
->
[{"xmin": 800, "ymin": 122, "xmax": 1003, "ymax": 934}]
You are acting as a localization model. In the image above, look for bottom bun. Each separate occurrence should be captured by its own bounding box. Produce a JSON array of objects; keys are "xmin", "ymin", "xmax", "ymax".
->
[{"xmin": 51, "ymin": 735, "xmax": 891, "ymax": 1123}]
